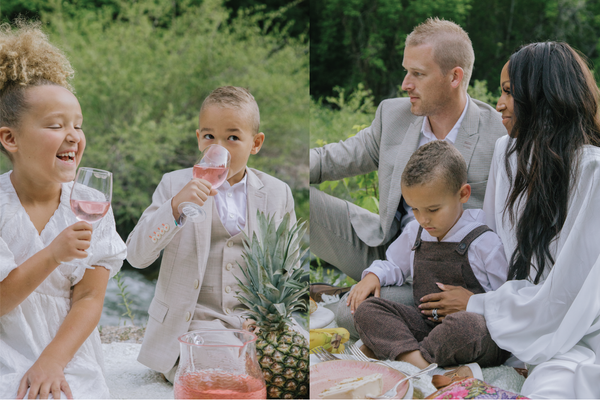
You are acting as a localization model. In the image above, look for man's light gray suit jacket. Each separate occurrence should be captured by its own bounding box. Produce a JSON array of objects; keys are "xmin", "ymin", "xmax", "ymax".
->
[{"xmin": 310, "ymin": 97, "xmax": 506, "ymax": 247}]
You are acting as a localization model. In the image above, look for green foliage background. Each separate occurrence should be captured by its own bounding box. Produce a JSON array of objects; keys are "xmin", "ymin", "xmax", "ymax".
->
[
  {"xmin": 309, "ymin": 0, "xmax": 600, "ymax": 219},
  {"xmin": 0, "ymin": 0, "xmax": 309, "ymax": 275},
  {"xmin": 311, "ymin": 0, "xmax": 600, "ymax": 103}
]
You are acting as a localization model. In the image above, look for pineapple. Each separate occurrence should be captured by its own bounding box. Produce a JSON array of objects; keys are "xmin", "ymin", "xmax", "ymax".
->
[{"xmin": 235, "ymin": 211, "xmax": 310, "ymax": 399}]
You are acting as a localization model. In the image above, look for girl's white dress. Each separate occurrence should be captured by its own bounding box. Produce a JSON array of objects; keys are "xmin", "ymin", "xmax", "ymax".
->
[
  {"xmin": 0, "ymin": 172, "xmax": 127, "ymax": 399},
  {"xmin": 468, "ymin": 135, "xmax": 600, "ymax": 398}
]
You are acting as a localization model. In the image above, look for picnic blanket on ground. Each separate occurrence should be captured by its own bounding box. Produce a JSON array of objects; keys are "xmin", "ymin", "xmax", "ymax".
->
[{"xmin": 312, "ymin": 298, "xmax": 526, "ymax": 398}]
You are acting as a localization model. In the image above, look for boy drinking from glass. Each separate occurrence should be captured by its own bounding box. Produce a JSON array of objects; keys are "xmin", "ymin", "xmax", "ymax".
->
[
  {"xmin": 126, "ymin": 86, "xmax": 296, "ymax": 382},
  {"xmin": 349, "ymin": 140, "xmax": 510, "ymax": 376}
]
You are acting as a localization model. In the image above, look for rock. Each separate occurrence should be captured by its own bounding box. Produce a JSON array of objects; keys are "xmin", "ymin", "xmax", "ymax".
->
[{"xmin": 99, "ymin": 325, "xmax": 145, "ymax": 344}]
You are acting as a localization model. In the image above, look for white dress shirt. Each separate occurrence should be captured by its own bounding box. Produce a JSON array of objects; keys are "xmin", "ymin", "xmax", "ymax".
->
[
  {"xmin": 398, "ymin": 97, "xmax": 471, "ymax": 229},
  {"xmin": 418, "ymin": 95, "xmax": 470, "ymax": 147},
  {"xmin": 365, "ymin": 208, "xmax": 508, "ymax": 293},
  {"xmin": 214, "ymin": 173, "xmax": 247, "ymax": 236}
]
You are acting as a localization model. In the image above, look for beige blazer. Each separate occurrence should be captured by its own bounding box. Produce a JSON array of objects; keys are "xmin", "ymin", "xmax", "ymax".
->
[
  {"xmin": 310, "ymin": 97, "xmax": 506, "ymax": 247},
  {"xmin": 126, "ymin": 167, "xmax": 295, "ymax": 373}
]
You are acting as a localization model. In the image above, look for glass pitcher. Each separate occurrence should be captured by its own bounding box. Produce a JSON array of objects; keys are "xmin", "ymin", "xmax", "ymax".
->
[{"xmin": 174, "ymin": 329, "xmax": 266, "ymax": 399}]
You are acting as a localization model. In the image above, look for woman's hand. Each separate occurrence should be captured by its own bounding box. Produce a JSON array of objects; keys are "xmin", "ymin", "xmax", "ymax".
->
[
  {"xmin": 418, "ymin": 283, "xmax": 473, "ymax": 322},
  {"xmin": 346, "ymin": 273, "xmax": 381, "ymax": 314},
  {"xmin": 16, "ymin": 356, "xmax": 73, "ymax": 399}
]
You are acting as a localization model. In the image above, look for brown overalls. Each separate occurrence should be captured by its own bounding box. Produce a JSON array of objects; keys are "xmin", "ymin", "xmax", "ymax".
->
[{"xmin": 354, "ymin": 225, "xmax": 510, "ymax": 367}]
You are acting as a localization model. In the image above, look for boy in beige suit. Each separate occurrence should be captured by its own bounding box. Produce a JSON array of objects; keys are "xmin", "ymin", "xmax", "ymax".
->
[{"xmin": 126, "ymin": 86, "xmax": 295, "ymax": 382}]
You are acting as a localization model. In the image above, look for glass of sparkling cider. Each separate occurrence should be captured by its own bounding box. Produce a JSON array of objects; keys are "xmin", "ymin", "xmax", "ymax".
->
[{"xmin": 70, "ymin": 167, "xmax": 112, "ymax": 223}]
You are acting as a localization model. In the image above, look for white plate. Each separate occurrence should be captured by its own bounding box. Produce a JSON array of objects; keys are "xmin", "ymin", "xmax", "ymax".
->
[
  {"xmin": 310, "ymin": 306, "xmax": 335, "ymax": 329},
  {"xmin": 310, "ymin": 360, "xmax": 414, "ymax": 399}
]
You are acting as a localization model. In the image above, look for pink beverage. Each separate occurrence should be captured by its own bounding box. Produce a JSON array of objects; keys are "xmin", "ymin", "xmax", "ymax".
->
[
  {"xmin": 193, "ymin": 165, "xmax": 228, "ymax": 189},
  {"xmin": 70, "ymin": 200, "xmax": 110, "ymax": 223},
  {"xmin": 174, "ymin": 372, "xmax": 266, "ymax": 399}
]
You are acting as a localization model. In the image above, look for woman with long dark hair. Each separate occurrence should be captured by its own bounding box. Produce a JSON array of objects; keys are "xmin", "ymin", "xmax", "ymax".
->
[{"xmin": 421, "ymin": 42, "xmax": 600, "ymax": 397}]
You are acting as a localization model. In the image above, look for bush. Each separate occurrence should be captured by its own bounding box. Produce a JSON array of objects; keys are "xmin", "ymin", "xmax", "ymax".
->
[{"xmin": 1, "ymin": 0, "xmax": 309, "ymax": 244}]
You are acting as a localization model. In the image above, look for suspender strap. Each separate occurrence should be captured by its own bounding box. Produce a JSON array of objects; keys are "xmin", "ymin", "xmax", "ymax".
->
[
  {"xmin": 455, "ymin": 225, "xmax": 492, "ymax": 255},
  {"xmin": 412, "ymin": 226, "xmax": 424, "ymax": 251}
]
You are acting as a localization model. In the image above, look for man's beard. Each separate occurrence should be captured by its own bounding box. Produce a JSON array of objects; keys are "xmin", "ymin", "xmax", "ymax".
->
[{"xmin": 408, "ymin": 91, "xmax": 451, "ymax": 117}]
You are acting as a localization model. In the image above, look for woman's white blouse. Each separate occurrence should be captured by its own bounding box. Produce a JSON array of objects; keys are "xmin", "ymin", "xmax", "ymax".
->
[
  {"xmin": 469, "ymin": 135, "xmax": 600, "ymax": 398},
  {"xmin": 0, "ymin": 172, "xmax": 127, "ymax": 398}
]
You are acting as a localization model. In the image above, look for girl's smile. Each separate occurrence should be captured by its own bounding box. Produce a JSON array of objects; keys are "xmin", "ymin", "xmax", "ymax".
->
[{"xmin": 8, "ymin": 85, "xmax": 85, "ymax": 187}]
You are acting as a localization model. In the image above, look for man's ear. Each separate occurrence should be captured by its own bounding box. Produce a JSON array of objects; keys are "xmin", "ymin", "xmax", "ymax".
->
[
  {"xmin": 0, "ymin": 127, "xmax": 18, "ymax": 154},
  {"xmin": 449, "ymin": 67, "xmax": 465, "ymax": 89},
  {"xmin": 459, "ymin": 183, "xmax": 471, "ymax": 203},
  {"xmin": 251, "ymin": 132, "xmax": 265, "ymax": 154}
]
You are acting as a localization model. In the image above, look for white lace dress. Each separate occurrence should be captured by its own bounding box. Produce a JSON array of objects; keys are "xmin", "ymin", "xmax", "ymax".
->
[{"xmin": 0, "ymin": 172, "xmax": 127, "ymax": 399}]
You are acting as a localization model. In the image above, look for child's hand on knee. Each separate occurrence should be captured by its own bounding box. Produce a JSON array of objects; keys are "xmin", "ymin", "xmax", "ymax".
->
[
  {"xmin": 48, "ymin": 222, "xmax": 93, "ymax": 264},
  {"xmin": 16, "ymin": 355, "xmax": 73, "ymax": 400},
  {"xmin": 171, "ymin": 179, "xmax": 218, "ymax": 220},
  {"xmin": 346, "ymin": 273, "xmax": 381, "ymax": 314}
]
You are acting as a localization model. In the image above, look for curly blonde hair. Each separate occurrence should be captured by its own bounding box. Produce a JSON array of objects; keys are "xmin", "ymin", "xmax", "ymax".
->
[{"xmin": 0, "ymin": 20, "xmax": 74, "ymax": 159}]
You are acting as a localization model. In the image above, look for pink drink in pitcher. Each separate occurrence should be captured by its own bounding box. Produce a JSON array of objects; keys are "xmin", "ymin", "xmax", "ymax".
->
[{"xmin": 174, "ymin": 371, "xmax": 266, "ymax": 399}]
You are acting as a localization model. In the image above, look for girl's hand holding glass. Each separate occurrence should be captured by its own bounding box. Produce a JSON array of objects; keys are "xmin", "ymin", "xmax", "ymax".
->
[{"xmin": 48, "ymin": 221, "xmax": 92, "ymax": 265}]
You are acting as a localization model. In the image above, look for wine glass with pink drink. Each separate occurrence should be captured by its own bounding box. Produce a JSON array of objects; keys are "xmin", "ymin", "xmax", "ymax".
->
[
  {"xmin": 178, "ymin": 144, "xmax": 231, "ymax": 222},
  {"xmin": 70, "ymin": 167, "xmax": 112, "ymax": 223}
]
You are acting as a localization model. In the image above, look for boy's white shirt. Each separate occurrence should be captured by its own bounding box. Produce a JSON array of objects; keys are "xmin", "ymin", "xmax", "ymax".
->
[
  {"xmin": 214, "ymin": 174, "xmax": 247, "ymax": 236},
  {"xmin": 363, "ymin": 208, "xmax": 508, "ymax": 292}
]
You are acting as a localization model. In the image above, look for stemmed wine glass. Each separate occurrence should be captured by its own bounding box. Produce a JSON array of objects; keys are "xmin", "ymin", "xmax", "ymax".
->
[
  {"xmin": 178, "ymin": 144, "xmax": 231, "ymax": 222},
  {"xmin": 70, "ymin": 167, "xmax": 112, "ymax": 223},
  {"xmin": 70, "ymin": 167, "xmax": 113, "ymax": 269}
]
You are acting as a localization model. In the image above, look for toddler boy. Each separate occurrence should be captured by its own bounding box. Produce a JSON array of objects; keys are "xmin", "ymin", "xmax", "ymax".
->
[
  {"xmin": 126, "ymin": 86, "xmax": 295, "ymax": 381},
  {"xmin": 350, "ymin": 140, "xmax": 510, "ymax": 371}
]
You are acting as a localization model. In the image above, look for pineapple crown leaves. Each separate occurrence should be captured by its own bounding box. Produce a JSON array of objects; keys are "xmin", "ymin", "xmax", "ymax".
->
[{"xmin": 234, "ymin": 211, "xmax": 309, "ymax": 330}]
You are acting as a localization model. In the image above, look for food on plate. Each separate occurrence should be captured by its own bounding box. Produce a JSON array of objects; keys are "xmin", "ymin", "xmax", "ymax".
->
[
  {"xmin": 319, "ymin": 373, "xmax": 384, "ymax": 399},
  {"xmin": 310, "ymin": 297, "xmax": 318, "ymax": 314},
  {"xmin": 309, "ymin": 328, "xmax": 350, "ymax": 353}
]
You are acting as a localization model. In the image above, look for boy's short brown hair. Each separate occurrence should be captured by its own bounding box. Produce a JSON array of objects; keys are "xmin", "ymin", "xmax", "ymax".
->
[
  {"xmin": 401, "ymin": 140, "xmax": 467, "ymax": 194},
  {"xmin": 200, "ymin": 86, "xmax": 260, "ymax": 134}
]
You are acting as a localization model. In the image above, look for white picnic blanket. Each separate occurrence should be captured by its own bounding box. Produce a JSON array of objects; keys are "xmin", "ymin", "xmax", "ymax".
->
[{"xmin": 103, "ymin": 343, "xmax": 174, "ymax": 399}]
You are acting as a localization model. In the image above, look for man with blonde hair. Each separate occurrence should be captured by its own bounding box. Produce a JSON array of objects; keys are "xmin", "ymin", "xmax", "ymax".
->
[{"xmin": 310, "ymin": 17, "xmax": 505, "ymax": 339}]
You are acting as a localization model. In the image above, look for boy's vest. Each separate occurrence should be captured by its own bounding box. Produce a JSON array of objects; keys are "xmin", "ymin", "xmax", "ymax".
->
[
  {"xmin": 192, "ymin": 202, "xmax": 248, "ymax": 329},
  {"xmin": 411, "ymin": 225, "xmax": 490, "ymax": 323}
]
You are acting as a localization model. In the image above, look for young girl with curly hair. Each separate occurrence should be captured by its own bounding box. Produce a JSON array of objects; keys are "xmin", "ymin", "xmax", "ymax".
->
[{"xmin": 0, "ymin": 22, "xmax": 126, "ymax": 399}]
